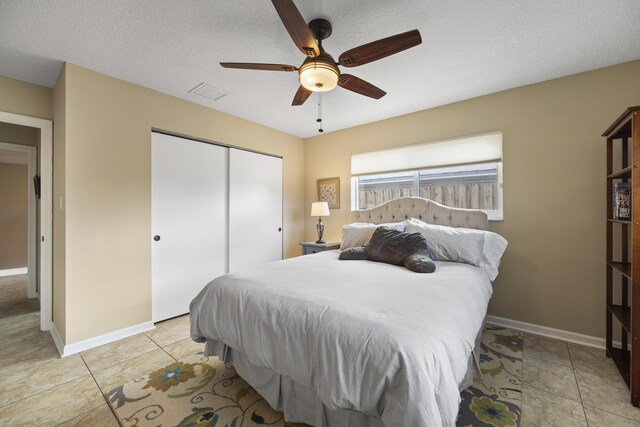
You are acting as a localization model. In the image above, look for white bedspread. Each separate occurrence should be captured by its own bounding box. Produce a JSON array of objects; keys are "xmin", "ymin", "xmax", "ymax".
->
[{"xmin": 190, "ymin": 251, "xmax": 492, "ymax": 426}]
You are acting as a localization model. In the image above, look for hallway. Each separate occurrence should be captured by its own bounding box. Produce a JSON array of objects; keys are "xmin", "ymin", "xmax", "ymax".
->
[{"xmin": 0, "ymin": 274, "xmax": 59, "ymax": 388}]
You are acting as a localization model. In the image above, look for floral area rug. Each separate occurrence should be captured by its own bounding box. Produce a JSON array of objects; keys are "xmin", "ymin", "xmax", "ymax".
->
[
  {"xmin": 457, "ymin": 326, "xmax": 523, "ymax": 427},
  {"xmin": 106, "ymin": 351, "xmax": 306, "ymax": 427},
  {"xmin": 107, "ymin": 326, "xmax": 522, "ymax": 427}
]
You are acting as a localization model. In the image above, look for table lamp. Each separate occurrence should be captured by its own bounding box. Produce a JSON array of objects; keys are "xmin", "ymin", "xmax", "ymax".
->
[{"xmin": 310, "ymin": 202, "xmax": 330, "ymax": 243}]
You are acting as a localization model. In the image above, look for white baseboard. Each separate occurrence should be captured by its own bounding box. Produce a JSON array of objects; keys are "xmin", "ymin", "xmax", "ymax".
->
[
  {"xmin": 45, "ymin": 313, "xmax": 607, "ymax": 357},
  {"xmin": 49, "ymin": 321, "xmax": 156, "ymax": 357},
  {"xmin": 49, "ymin": 323, "xmax": 65, "ymax": 356},
  {"xmin": 0, "ymin": 267, "xmax": 27, "ymax": 277},
  {"xmin": 486, "ymin": 314, "xmax": 608, "ymax": 350}
]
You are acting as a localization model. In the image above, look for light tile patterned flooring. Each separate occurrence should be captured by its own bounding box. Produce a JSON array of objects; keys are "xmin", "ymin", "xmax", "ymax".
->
[
  {"xmin": 0, "ymin": 275, "xmax": 201, "ymax": 427},
  {"xmin": 0, "ymin": 274, "xmax": 639, "ymax": 426}
]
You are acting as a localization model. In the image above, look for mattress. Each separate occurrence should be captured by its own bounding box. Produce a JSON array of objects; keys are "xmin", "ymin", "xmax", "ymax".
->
[{"xmin": 190, "ymin": 251, "xmax": 492, "ymax": 426}]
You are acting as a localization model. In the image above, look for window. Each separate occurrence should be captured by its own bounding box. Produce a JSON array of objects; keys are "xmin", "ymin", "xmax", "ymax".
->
[{"xmin": 351, "ymin": 131, "xmax": 503, "ymax": 220}]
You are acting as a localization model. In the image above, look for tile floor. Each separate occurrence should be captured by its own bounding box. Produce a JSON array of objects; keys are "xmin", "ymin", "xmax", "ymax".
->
[
  {"xmin": 520, "ymin": 333, "xmax": 640, "ymax": 426},
  {"xmin": 0, "ymin": 275, "xmax": 199, "ymax": 427},
  {"xmin": 0, "ymin": 274, "xmax": 639, "ymax": 426}
]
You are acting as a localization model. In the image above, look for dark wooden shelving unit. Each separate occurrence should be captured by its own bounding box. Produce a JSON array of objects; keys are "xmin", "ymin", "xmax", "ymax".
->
[
  {"xmin": 608, "ymin": 166, "xmax": 633, "ymax": 179},
  {"xmin": 608, "ymin": 219, "xmax": 633, "ymax": 225},
  {"xmin": 609, "ymin": 261, "xmax": 632, "ymax": 279},
  {"xmin": 609, "ymin": 304, "xmax": 631, "ymax": 331},
  {"xmin": 604, "ymin": 105, "xmax": 640, "ymax": 405}
]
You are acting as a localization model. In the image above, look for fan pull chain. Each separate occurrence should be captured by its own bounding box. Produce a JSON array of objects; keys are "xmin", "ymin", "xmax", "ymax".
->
[{"xmin": 317, "ymin": 93, "xmax": 323, "ymax": 133}]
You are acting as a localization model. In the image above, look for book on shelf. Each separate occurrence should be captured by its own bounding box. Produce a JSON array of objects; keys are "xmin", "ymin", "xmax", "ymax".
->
[{"xmin": 613, "ymin": 182, "xmax": 631, "ymax": 221}]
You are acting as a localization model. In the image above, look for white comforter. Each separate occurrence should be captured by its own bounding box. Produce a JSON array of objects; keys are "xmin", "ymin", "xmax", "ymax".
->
[{"xmin": 190, "ymin": 251, "xmax": 492, "ymax": 426}]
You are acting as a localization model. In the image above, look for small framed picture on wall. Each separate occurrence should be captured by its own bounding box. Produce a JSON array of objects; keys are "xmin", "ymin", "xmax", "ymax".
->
[{"xmin": 317, "ymin": 177, "xmax": 340, "ymax": 209}]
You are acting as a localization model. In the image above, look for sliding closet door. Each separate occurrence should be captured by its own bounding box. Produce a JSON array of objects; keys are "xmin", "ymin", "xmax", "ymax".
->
[
  {"xmin": 151, "ymin": 133, "xmax": 227, "ymax": 322},
  {"xmin": 229, "ymin": 149, "xmax": 282, "ymax": 273}
]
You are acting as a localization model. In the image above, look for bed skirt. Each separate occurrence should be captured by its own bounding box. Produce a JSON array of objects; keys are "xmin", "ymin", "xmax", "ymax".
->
[{"xmin": 204, "ymin": 322, "xmax": 483, "ymax": 426}]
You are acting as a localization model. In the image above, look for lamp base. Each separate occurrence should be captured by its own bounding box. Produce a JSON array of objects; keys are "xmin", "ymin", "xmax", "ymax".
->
[{"xmin": 316, "ymin": 217, "xmax": 325, "ymax": 244}]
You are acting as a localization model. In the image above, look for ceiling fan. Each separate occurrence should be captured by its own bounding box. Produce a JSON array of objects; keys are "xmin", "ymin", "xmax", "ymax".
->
[{"xmin": 220, "ymin": 0, "xmax": 422, "ymax": 106}]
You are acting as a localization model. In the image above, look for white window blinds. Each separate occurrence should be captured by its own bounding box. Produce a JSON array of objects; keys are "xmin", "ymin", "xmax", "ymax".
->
[{"xmin": 351, "ymin": 131, "xmax": 502, "ymax": 176}]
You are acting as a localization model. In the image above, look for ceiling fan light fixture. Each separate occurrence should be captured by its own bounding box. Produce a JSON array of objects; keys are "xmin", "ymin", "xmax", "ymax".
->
[{"xmin": 299, "ymin": 59, "xmax": 339, "ymax": 92}]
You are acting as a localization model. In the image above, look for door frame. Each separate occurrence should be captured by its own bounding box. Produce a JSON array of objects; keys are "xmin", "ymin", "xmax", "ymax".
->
[
  {"xmin": 0, "ymin": 142, "xmax": 37, "ymax": 298},
  {"xmin": 0, "ymin": 111, "xmax": 53, "ymax": 332}
]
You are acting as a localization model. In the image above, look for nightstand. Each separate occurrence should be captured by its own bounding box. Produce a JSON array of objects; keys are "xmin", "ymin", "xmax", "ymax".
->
[{"xmin": 300, "ymin": 241, "xmax": 340, "ymax": 255}]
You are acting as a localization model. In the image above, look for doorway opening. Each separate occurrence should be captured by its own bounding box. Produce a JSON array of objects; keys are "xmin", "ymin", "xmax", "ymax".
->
[
  {"xmin": 0, "ymin": 112, "xmax": 53, "ymax": 333},
  {"xmin": 0, "ymin": 143, "xmax": 37, "ymax": 327}
]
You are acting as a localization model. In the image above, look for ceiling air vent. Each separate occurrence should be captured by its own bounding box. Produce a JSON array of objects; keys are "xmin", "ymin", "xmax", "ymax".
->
[{"xmin": 189, "ymin": 83, "xmax": 228, "ymax": 101}]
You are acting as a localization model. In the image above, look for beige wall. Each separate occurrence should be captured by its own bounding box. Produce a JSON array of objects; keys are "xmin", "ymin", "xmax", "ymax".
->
[
  {"xmin": 4, "ymin": 57, "xmax": 637, "ymax": 344},
  {"xmin": 304, "ymin": 60, "xmax": 640, "ymax": 339},
  {"xmin": 0, "ymin": 163, "xmax": 28, "ymax": 269},
  {"xmin": 55, "ymin": 63, "xmax": 305, "ymax": 344},
  {"xmin": 0, "ymin": 75, "xmax": 52, "ymax": 120}
]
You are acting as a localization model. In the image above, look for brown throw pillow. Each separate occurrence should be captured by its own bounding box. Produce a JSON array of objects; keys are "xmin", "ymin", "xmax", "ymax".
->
[
  {"xmin": 339, "ymin": 247, "xmax": 368, "ymax": 260},
  {"xmin": 366, "ymin": 226, "xmax": 430, "ymax": 266},
  {"xmin": 404, "ymin": 254, "xmax": 437, "ymax": 273}
]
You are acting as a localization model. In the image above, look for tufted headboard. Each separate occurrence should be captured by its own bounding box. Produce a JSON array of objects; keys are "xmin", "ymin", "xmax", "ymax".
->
[{"xmin": 350, "ymin": 197, "xmax": 489, "ymax": 230}]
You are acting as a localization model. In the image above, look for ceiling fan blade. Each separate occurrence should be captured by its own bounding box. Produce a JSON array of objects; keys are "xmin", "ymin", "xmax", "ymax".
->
[
  {"xmin": 338, "ymin": 29, "xmax": 422, "ymax": 67},
  {"xmin": 292, "ymin": 85, "xmax": 312, "ymax": 106},
  {"xmin": 220, "ymin": 62, "xmax": 297, "ymax": 72},
  {"xmin": 338, "ymin": 74, "xmax": 386, "ymax": 99},
  {"xmin": 271, "ymin": 0, "xmax": 320, "ymax": 58}
]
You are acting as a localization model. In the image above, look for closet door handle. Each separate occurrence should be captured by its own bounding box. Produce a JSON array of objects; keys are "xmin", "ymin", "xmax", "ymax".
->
[
  {"xmin": 153, "ymin": 235, "xmax": 161, "ymax": 241},
  {"xmin": 278, "ymin": 227, "xmax": 282, "ymax": 232}
]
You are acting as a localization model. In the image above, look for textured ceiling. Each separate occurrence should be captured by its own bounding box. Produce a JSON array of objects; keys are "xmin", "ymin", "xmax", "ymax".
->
[{"xmin": 1, "ymin": 1, "xmax": 639, "ymax": 138}]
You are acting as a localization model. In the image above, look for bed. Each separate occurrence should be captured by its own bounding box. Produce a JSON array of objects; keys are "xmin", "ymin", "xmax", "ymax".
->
[{"xmin": 190, "ymin": 197, "xmax": 501, "ymax": 427}]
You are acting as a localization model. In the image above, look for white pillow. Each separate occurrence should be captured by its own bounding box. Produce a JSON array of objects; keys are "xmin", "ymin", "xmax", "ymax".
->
[
  {"xmin": 341, "ymin": 222, "xmax": 406, "ymax": 249},
  {"xmin": 405, "ymin": 218, "xmax": 507, "ymax": 281}
]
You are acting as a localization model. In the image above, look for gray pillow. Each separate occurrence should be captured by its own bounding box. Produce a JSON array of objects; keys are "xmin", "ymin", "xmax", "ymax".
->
[
  {"xmin": 366, "ymin": 226, "xmax": 430, "ymax": 266},
  {"xmin": 339, "ymin": 247, "xmax": 368, "ymax": 260},
  {"xmin": 404, "ymin": 254, "xmax": 437, "ymax": 273}
]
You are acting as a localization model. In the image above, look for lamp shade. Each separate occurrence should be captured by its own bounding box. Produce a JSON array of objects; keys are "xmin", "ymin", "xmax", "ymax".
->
[
  {"xmin": 310, "ymin": 202, "xmax": 330, "ymax": 217},
  {"xmin": 299, "ymin": 60, "xmax": 339, "ymax": 92}
]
